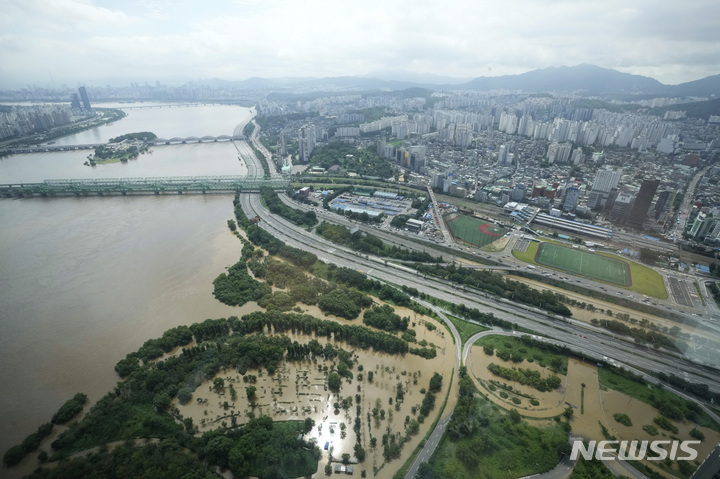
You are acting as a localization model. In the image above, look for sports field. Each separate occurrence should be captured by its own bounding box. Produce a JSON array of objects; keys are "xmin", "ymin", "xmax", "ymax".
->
[
  {"xmin": 446, "ymin": 214, "xmax": 506, "ymax": 248},
  {"xmin": 535, "ymin": 243, "xmax": 632, "ymax": 286}
]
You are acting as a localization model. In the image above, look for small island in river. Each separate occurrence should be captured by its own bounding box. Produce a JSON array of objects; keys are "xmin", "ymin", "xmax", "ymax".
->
[{"xmin": 84, "ymin": 131, "xmax": 156, "ymax": 166}]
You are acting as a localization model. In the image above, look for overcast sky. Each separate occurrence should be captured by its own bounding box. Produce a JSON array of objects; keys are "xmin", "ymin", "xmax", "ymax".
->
[{"xmin": 1, "ymin": 0, "xmax": 719, "ymax": 89}]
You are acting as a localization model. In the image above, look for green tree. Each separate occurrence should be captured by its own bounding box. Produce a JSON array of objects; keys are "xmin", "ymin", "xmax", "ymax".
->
[
  {"xmin": 328, "ymin": 372, "xmax": 342, "ymax": 393},
  {"xmin": 153, "ymin": 392, "xmax": 171, "ymax": 412},
  {"xmin": 246, "ymin": 386, "xmax": 257, "ymax": 400},
  {"xmin": 213, "ymin": 377, "xmax": 225, "ymax": 393}
]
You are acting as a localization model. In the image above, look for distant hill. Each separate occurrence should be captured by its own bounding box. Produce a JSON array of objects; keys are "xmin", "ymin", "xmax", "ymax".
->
[
  {"xmin": 666, "ymin": 74, "xmax": 720, "ymax": 97},
  {"xmin": 648, "ymin": 98, "xmax": 720, "ymax": 120},
  {"xmin": 458, "ymin": 64, "xmax": 667, "ymax": 95},
  {"xmin": 199, "ymin": 65, "xmax": 720, "ymax": 97}
]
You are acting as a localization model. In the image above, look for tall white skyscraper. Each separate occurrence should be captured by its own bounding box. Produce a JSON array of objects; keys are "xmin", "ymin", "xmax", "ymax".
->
[{"xmin": 592, "ymin": 168, "xmax": 623, "ymax": 193}]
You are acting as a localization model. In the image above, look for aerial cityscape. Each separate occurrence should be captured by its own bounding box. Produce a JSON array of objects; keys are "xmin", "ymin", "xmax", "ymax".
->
[{"xmin": 2, "ymin": 1, "xmax": 720, "ymax": 479}]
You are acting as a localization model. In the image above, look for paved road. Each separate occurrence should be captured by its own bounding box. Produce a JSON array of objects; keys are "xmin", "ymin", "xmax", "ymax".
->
[
  {"xmin": 427, "ymin": 185, "xmax": 453, "ymax": 244},
  {"xmin": 668, "ymin": 276, "xmax": 697, "ymax": 307},
  {"xmin": 404, "ymin": 415, "xmax": 453, "ymax": 479}
]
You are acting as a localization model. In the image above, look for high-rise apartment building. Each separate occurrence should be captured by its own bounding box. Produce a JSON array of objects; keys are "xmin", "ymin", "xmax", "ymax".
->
[
  {"xmin": 626, "ymin": 179, "xmax": 660, "ymax": 228},
  {"xmin": 78, "ymin": 86, "xmax": 92, "ymax": 111},
  {"xmin": 592, "ymin": 168, "xmax": 623, "ymax": 193},
  {"xmin": 297, "ymin": 125, "xmax": 316, "ymax": 163}
]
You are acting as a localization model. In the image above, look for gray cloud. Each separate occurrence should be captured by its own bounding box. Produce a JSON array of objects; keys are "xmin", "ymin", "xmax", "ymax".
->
[{"xmin": 1, "ymin": 0, "xmax": 718, "ymax": 88}]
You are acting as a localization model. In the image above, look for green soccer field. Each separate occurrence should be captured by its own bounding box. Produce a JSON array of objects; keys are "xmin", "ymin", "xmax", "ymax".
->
[
  {"xmin": 446, "ymin": 215, "xmax": 506, "ymax": 248},
  {"xmin": 534, "ymin": 243, "xmax": 632, "ymax": 286}
]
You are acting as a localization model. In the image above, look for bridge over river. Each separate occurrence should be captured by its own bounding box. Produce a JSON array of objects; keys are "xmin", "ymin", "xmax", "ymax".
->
[
  {"xmin": 5, "ymin": 135, "xmax": 246, "ymax": 154},
  {"xmin": 0, "ymin": 176, "xmax": 289, "ymax": 197}
]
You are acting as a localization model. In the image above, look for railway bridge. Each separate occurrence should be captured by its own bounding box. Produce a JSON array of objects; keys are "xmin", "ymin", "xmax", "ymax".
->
[{"xmin": 0, "ymin": 176, "xmax": 289, "ymax": 198}]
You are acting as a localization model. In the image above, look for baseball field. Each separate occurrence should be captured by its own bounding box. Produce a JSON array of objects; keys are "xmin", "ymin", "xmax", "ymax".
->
[{"xmin": 446, "ymin": 214, "xmax": 507, "ymax": 248}]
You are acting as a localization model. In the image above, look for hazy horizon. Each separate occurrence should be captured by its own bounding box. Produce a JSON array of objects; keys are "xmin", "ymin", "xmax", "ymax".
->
[{"xmin": 2, "ymin": 0, "xmax": 719, "ymax": 89}]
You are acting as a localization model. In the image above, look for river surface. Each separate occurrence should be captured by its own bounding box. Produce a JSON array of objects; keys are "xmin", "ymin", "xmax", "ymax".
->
[
  {"xmin": 52, "ymin": 104, "xmax": 247, "ymax": 145},
  {"xmin": 0, "ymin": 104, "xmax": 254, "ymax": 455}
]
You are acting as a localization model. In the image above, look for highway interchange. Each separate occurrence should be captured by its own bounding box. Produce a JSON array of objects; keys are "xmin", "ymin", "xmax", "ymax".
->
[{"xmin": 234, "ymin": 127, "xmax": 720, "ymax": 478}]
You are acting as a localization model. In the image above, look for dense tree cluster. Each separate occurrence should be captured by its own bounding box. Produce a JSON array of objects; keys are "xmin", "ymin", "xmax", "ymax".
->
[
  {"xmin": 414, "ymin": 263, "xmax": 572, "ymax": 316},
  {"xmin": 316, "ymin": 288, "xmax": 373, "ymax": 319},
  {"xmin": 590, "ymin": 318, "xmax": 676, "ymax": 350},
  {"xmin": 362, "ymin": 304, "xmax": 409, "ymax": 332},
  {"xmin": 309, "ymin": 142, "xmax": 394, "ymax": 178},
  {"xmin": 26, "ymin": 440, "xmax": 218, "ymax": 479},
  {"xmin": 108, "ymin": 132, "xmax": 157, "ymax": 142},
  {"xmin": 3, "ymin": 422, "xmax": 53, "ymax": 467},
  {"xmin": 233, "ymin": 196, "xmax": 317, "ymax": 268},
  {"xmin": 390, "ymin": 214, "xmax": 410, "ymax": 228},
  {"xmin": 316, "ymin": 222, "xmax": 440, "ymax": 262},
  {"xmin": 52, "ymin": 393, "xmax": 88, "ymax": 425},
  {"xmin": 235, "ymin": 311, "xmax": 414, "ymax": 356},
  {"xmin": 249, "ymin": 143, "xmax": 272, "ymax": 178},
  {"xmin": 260, "ymin": 187, "xmax": 317, "ymax": 228},
  {"xmin": 657, "ymin": 372, "xmax": 715, "ymax": 402},
  {"xmin": 213, "ymin": 259, "xmax": 272, "ymax": 307},
  {"xmin": 487, "ymin": 363, "xmax": 562, "ymax": 392}
]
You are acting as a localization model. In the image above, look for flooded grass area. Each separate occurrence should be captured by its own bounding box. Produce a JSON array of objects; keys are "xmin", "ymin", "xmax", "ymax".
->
[
  {"xmin": 174, "ymin": 306, "xmax": 454, "ymax": 479},
  {"xmin": 465, "ymin": 334, "xmax": 720, "ymax": 479}
]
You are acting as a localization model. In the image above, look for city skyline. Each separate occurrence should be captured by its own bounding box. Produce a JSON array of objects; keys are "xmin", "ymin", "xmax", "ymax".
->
[{"xmin": 1, "ymin": 0, "xmax": 719, "ymax": 89}]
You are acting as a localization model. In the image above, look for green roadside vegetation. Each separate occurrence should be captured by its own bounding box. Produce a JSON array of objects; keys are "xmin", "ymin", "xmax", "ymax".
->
[
  {"xmin": 426, "ymin": 368, "xmax": 571, "ymax": 479},
  {"xmin": 693, "ymin": 281, "xmax": 706, "ymax": 306},
  {"xmin": 475, "ymin": 335, "xmax": 569, "ymax": 375},
  {"xmin": 316, "ymin": 221, "xmax": 442, "ymax": 263},
  {"xmin": 512, "ymin": 236, "xmax": 541, "ymax": 263},
  {"xmin": 589, "ymin": 317, "xmax": 678, "ymax": 351},
  {"xmin": 243, "ymin": 121, "xmax": 255, "ymax": 137},
  {"xmin": 444, "ymin": 315, "xmax": 489, "ymax": 346},
  {"xmin": 414, "ymin": 262, "xmax": 572, "ymax": 317},
  {"xmin": 598, "ymin": 366, "xmax": 720, "ymax": 432},
  {"xmin": 707, "ymin": 282, "xmax": 720, "ymax": 305},
  {"xmin": 512, "ymin": 269, "xmax": 695, "ymax": 327},
  {"xmin": 260, "ymin": 187, "xmax": 317, "ymax": 228},
  {"xmin": 249, "ymin": 142, "xmax": 272, "ymax": 177},
  {"xmin": 569, "ymin": 456, "xmax": 619, "ymax": 478}
]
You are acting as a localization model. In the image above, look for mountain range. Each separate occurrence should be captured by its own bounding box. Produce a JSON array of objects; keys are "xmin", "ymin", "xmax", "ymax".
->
[{"xmin": 210, "ymin": 64, "xmax": 720, "ymax": 98}]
